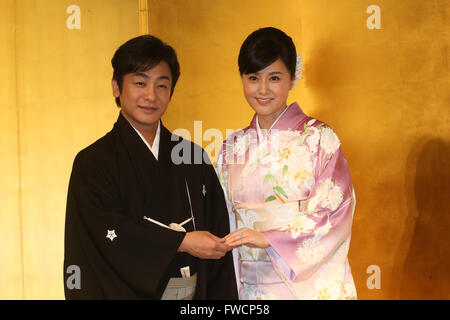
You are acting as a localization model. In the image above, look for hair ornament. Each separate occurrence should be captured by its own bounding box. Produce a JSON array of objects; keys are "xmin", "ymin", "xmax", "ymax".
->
[{"xmin": 293, "ymin": 52, "xmax": 303, "ymax": 87}]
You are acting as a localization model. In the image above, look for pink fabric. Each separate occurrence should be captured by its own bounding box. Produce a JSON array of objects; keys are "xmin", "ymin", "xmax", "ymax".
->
[{"xmin": 216, "ymin": 103, "xmax": 357, "ymax": 300}]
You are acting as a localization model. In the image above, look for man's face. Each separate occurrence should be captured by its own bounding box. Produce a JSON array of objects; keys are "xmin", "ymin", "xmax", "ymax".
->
[{"xmin": 112, "ymin": 60, "xmax": 172, "ymax": 132}]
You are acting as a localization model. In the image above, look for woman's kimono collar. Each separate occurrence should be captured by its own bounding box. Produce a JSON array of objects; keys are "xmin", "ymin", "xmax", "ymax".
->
[{"xmin": 247, "ymin": 102, "xmax": 308, "ymax": 134}]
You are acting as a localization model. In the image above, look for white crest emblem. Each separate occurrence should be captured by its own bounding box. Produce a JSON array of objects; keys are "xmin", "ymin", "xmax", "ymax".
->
[{"xmin": 106, "ymin": 229, "xmax": 117, "ymax": 241}]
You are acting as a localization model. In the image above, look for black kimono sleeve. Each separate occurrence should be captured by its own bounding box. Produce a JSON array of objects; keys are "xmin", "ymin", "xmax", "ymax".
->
[{"xmin": 64, "ymin": 149, "xmax": 185, "ymax": 299}]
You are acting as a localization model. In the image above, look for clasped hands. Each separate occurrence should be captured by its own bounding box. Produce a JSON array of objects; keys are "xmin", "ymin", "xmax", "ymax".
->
[{"xmin": 178, "ymin": 228, "xmax": 269, "ymax": 260}]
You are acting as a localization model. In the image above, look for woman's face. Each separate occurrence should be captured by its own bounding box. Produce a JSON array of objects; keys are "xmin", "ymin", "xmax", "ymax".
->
[{"xmin": 241, "ymin": 58, "xmax": 294, "ymax": 128}]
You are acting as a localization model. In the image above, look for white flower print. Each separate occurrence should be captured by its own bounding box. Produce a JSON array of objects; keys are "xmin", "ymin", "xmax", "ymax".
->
[
  {"xmin": 327, "ymin": 189, "xmax": 344, "ymax": 211},
  {"xmin": 315, "ymin": 279, "xmax": 342, "ymax": 300},
  {"xmin": 320, "ymin": 127, "xmax": 340, "ymax": 155},
  {"xmin": 236, "ymin": 209, "xmax": 264, "ymax": 230},
  {"xmin": 306, "ymin": 126, "xmax": 320, "ymax": 154},
  {"xmin": 314, "ymin": 219, "xmax": 332, "ymax": 238},
  {"xmin": 234, "ymin": 134, "xmax": 249, "ymax": 156},
  {"xmin": 270, "ymin": 129, "xmax": 301, "ymax": 147},
  {"xmin": 307, "ymin": 178, "xmax": 343, "ymax": 211},
  {"xmin": 307, "ymin": 193, "xmax": 321, "ymax": 212},
  {"xmin": 295, "ymin": 237, "xmax": 325, "ymax": 264},
  {"xmin": 313, "ymin": 263, "xmax": 345, "ymax": 299},
  {"xmin": 320, "ymin": 178, "xmax": 344, "ymax": 211},
  {"xmin": 286, "ymin": 169, "xmax": 314, "ymax": 194},
  {"xmin": 271, "ymin": 136, "xmax": 312, "ymax": 179},
  {"xmin": 288, "ymin": 215, "xmax": 317, "ymax": 239},
  {"xmin": 259, "ymin": 129, "xmax": 315, "ymax": 203},
  {"xmin": 343, "ymin": 283, "xmax": 357, "ymax": 299}
]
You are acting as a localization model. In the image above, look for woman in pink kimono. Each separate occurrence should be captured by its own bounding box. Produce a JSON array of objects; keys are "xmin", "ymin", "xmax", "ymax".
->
[{"xmin": 217, "ymin": 27, "xmax": 357, "ymax": 300}]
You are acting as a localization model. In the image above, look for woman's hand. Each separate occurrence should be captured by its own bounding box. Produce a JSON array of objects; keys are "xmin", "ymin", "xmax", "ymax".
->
[{"xmin": 222, "ymin": 228, "xmax": 269, "ymax": 249}]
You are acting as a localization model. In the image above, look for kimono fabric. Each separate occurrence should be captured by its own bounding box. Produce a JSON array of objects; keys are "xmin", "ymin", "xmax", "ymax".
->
[
  {"xmin": 64, "ymin": 112, "xmax": 237, "ymax": 299},
  {"xmin": 216, "ymin": 103, "xmax": 357, "ymax": 300}
]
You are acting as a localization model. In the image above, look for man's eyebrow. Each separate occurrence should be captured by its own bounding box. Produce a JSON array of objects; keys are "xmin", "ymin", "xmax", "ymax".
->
[
  {"xmin": 133, "ymin": 72, "xmax": 149, "ymax": 79},
  {"xmin": 133, "ymin": 73, "xmax": 170, "ymax": 81}
]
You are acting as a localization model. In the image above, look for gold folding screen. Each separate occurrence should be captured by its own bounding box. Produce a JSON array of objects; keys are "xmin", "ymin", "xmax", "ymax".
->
[{"xmin": 0, "ymin": 0, "xmax": 22, "ymax": 300}]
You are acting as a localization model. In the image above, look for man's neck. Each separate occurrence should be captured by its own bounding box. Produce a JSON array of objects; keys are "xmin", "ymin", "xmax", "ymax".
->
[
  {"xmin": 121, "ymin": 111, "xmax": 159, "ymax": 147},
  {"xmin": 138, "ymin": 125, "xmax": 158, "ymax": 147}
]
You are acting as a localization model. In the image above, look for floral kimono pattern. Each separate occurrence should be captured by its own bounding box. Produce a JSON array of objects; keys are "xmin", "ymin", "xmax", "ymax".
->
[{"xmin": 216, "ymin": 103, "xmax": 357, "ymax": 300}]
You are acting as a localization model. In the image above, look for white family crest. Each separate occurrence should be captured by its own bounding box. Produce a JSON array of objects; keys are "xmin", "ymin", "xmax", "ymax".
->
[{"xmin": 106, "ymin": 229, "xmax": 117, "ymax": 241}]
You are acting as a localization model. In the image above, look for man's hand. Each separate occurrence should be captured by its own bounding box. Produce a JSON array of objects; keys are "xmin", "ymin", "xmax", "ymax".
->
[{"xmin": 177, "ymin": 231, "xmax": 231, "ymax": 259}]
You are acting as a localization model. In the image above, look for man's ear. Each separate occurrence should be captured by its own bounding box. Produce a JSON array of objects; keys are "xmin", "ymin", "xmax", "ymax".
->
[{"xmin": 112, "ymin": 79, "xmax": 120, "ymax": 98}]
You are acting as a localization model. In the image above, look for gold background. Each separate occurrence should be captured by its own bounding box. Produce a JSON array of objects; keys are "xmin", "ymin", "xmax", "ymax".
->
[{"xmin": 1, "ymin": 0, "xmax": 448, "ymax": 299}]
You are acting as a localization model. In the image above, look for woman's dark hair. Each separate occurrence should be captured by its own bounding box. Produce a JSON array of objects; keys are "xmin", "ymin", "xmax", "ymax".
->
[
  {"xmin": 111, "ymin": 35, "xmax": 180, "ymax": 106},
  {"xmin": 238, "ymin": 27, "xmax": 297, "ymax": 79}
]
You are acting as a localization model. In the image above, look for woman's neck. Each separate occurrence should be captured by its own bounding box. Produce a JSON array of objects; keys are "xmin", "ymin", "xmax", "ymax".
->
[{"xmin": 257, "ymin": 105, "xmax": 288, "ymax": 130}]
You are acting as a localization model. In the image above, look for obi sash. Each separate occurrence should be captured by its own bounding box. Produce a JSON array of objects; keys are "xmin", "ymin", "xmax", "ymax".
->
[{"xmin": 234, "ymin": 201, "xmax": 301, "ymax": 286}]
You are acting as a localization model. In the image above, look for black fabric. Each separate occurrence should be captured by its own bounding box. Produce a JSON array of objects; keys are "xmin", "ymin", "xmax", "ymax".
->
[{"xmin": 64, "ymin": 112, "xmax": 237, "ymax": 299}]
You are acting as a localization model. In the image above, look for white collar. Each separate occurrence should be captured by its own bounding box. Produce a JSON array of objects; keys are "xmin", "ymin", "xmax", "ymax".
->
[
  {"xmin": 131, "ymin": 121, "xmax": 161, "ymax": 160},
  {"xmin": 256, "ymin": 105, "xmax": 289, "ymax": 141}
]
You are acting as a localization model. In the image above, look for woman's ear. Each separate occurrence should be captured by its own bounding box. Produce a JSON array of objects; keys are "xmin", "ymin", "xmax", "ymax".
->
[{"xmin": 289, "ymin": 77, "xmax": 296, "ymax": 90}]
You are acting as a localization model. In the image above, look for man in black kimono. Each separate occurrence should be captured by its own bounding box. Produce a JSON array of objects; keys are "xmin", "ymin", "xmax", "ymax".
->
[{"xmin": 63, "ymin": 35, "xmax": 237, "ymax": 299}]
